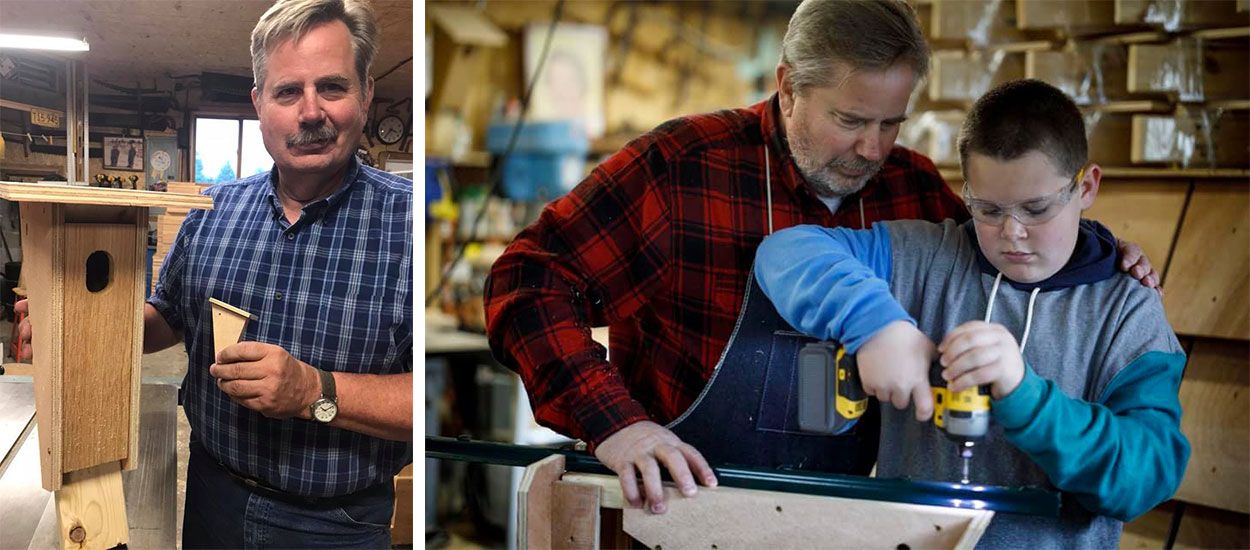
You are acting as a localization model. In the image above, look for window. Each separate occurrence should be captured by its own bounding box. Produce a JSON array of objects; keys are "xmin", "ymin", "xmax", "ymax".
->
[{"xmin": 193, "ymin": 117, "xmax": 274, "ymax": 183}]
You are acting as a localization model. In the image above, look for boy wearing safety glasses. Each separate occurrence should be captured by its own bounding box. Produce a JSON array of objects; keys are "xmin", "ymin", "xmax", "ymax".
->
[{"xmin": 754, "ymin": 79, "xmax": 1188, "ymax": 547}]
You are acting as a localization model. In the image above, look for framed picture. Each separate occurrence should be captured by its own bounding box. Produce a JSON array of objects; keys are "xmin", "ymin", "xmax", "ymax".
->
[
  {"xmin": 144, "ymin": 135, "xmax": 180, "ymax": 187},
  {"xmin": 103, "ymin": 136, "xmax": 144, "ymax": 171},
  {"xmin": 523, "ymin": 23, "xmax": 607, "ymax": 139}
]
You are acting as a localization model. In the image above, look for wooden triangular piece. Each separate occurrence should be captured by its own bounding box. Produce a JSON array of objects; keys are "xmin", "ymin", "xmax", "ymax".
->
[{"xmin": 209, "ymin": 298, "xmax": 258, "ymax": 357}]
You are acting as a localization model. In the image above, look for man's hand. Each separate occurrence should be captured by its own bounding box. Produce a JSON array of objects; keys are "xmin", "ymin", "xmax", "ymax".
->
[
  {"xmin": 15, "ymin": 299, "xmax": 31, "ymax": 362},
  {"xmin": 1117, "ymin": 238, "xmax": 1161, "ymax": 296},
  {"xmin": 938, "ymin": 321, "xmax": 1025, "ymax": 400},
  {"xmin": 856, "ymin": 320, "xmax": 936, "ymax": 421},
  {"xmin": 593, "ymin": 421, "xmax": 717, "ymax": 515},
  {"xmin": 209, "ymin": 342, "xmax": 321, "ymax": 419}
]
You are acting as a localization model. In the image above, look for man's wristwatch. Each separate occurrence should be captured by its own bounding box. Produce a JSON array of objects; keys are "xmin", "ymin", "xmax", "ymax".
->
[{"xmin": 309, "ymin": 368, "xmax": 338, "ymax": 423}]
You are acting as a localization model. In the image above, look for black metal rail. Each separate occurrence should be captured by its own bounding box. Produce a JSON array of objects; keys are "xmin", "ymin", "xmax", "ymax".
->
[{"xmin": 426, "ymin": 436, "xmax": 1061, "ymax": 517}]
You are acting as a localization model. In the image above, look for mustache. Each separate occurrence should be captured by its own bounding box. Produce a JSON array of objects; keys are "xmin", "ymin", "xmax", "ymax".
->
[
  {"xmin": 827, "ymin": 155, "xmax": 882, "ymax": 175},
  {"xmin": 286, "ymin": 124, "xmax": 338, "ymax": 147}
]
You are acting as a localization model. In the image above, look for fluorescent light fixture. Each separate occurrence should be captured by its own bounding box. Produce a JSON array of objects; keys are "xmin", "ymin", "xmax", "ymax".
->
[{"xmin": 0, "ymin": 33, "xmax": 90, "ymax": 52}]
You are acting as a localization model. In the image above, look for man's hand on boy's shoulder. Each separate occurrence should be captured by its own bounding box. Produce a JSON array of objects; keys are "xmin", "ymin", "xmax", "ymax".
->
[
  {"xmin": 858, "ymin": 320, "xmax": 936, "ymax": 421},
  {"xmin": 937, "ymin": 321, "xmax": 1025, "ymax": 400},
  {"xmin": 1116, "ymin": 238, "xmax": 1163, "ymax": 297}
]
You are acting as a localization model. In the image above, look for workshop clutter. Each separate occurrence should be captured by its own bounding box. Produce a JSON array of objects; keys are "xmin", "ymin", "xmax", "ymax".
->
[{"xmin": 899, "ymin": 0, "xmax": 1250, "ymax": 170}]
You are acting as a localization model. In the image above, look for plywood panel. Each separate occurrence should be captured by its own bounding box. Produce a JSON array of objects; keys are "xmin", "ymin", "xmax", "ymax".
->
[
  {"xmin": 0, "ymin": 182, "xmax": 212, "ymax": 210},
  {"xmin": 562, "ymin": 473, "xmax": 994, "ymax": 550},
  {"xmin": 1175, "ymin": 339, "xmax": 1249, "ymax": 513},
  {"xmin": 518, "ymin": 454, "xmax": 565, "ymax": 550},
  {"xmin": 20, "ymin": 202, "xmax": 66, "ymax": 491},
  {"xmin": 61, "ymin": 224, "xmax": 139, "ymax": 473},
  {"xmin": 1122, "ymin": 500, "xmax": 1250, "ymax": 549},
  {"xmin": 1163, "ymin": 185, "xmax": 1250, "ymax": 339},
  {"xmin": 552, "ymin": 480, "xmax": 601, "ymax": 550},
  {"xmin": 1083, "ymin": 181, "xmax": 1188, "ymax": 272}
]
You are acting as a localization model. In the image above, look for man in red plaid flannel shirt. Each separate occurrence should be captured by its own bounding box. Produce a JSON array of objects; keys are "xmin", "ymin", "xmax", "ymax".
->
[{"xmin": 485, "ymin": 0, "xmax": 1160, "ymax": 514}]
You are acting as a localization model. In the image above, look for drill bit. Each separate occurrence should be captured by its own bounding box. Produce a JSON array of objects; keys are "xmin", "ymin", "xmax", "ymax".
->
[{"xmin": 959, "ymin": 441, "xmax": 975, "ymax": 484}]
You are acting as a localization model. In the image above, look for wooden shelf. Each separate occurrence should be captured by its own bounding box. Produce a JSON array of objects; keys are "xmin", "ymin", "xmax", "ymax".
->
[{"xmin": 939, "ymin": 167, "xmax": 1250, "ymax": 181}]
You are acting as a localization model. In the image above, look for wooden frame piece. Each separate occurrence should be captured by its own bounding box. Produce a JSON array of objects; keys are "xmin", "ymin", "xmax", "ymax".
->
[
  {"xmin": 55, "ymin": 462, "xmax": 128, "ymax": 550},
  {"xmin": 518, "ymin": 457, "xmax": 995, "ymax": 550},
  {"xmin": 210, "ymin": 298, "xmax": 258, "ymax": 357}
]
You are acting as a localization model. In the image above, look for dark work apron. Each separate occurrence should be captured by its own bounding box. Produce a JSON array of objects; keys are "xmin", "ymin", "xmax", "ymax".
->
[{"xmin": 667, "ymin": 272, "xmax": 879, "ymax": 475}]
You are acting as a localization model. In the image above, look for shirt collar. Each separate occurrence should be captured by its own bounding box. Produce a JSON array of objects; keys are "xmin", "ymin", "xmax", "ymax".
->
[{"xmin": 265, "ymin": 155, "xmax": 362, "ymax": 220}]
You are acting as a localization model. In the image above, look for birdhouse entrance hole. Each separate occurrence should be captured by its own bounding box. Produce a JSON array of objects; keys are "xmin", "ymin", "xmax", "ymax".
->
[{"xmin": 85, "ymin": 251, "xmax": 112, "ymax": 292}]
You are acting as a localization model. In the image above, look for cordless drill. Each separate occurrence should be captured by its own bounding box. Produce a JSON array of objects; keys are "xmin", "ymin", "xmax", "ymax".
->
[{"xmin": 797, "ymin": 341, "xmax": 989, "ymax": 484}]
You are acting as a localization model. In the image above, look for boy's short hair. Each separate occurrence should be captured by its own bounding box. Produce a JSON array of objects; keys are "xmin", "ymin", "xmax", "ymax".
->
[{"xmin": 957, "ymin": 79, "xmax": 1087, "ymax": 176}]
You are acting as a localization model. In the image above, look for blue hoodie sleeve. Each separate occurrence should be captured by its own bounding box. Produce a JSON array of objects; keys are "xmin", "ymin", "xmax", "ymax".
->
[
  {"xmin": 754, "ymin": 223, "xmax": 913, "ymax": 352},
  {"xmin": 993, "ymin": 351, "xmax": 1189, "ymax": 521}
]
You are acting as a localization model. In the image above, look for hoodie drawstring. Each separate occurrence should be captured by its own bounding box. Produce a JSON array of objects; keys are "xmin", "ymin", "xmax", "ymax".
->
[{"xmin": 984, "ymin": 272, "xmax": 1041, "ymax": 354}]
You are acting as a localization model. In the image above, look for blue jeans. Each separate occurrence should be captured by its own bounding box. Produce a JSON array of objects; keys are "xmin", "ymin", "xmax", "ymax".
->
[{"xmin": 183, "ymin": 439, "xmax": 394, "ymax": 549}]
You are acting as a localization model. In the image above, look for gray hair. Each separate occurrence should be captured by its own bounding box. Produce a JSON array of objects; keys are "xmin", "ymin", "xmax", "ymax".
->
[
  {"xmin": 250, "ymin": 0, "xmax": 379, "ymax": 94},
  {"xmin": 780, "ymin": 0, "xmax": 930, "ymax": 93}
]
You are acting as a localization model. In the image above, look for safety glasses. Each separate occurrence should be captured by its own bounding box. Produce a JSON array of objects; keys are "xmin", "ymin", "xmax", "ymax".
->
[{"xmin": 961, "ymin": 165, "xmax": 1087, "ymax": 226}]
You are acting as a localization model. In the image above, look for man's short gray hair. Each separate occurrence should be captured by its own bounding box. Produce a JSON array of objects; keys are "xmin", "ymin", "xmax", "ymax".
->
[
  {"xmin": 250, "ymin": 0, "xmax": 379, "ymax": 94},
  {"xmin": 780, "ymin": 0, "xmax": 930, "ymax": 93}
]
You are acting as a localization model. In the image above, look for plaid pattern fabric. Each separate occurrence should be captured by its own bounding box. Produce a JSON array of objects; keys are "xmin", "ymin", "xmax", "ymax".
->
[
  {"xmin": 485, "ymin": 97, "xmax": 969, "ymax": 448},
  {"xmin": 150, "ymin": 158, "xmax": 413, "ymax": 497}
]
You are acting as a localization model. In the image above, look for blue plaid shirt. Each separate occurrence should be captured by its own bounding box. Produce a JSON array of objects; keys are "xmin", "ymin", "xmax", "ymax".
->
[{"xmin": 150, "ymin": 158, "xmax": 413, "ymax": 497}]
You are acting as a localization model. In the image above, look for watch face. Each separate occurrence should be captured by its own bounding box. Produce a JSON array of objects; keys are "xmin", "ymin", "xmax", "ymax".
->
[
  {"xmin": 313, "ymin": 399, "xmax": 338, "ymax": 422},
  {"xmin": 376, "ymin": 116, "xmax": 406, "ymax": 145}
]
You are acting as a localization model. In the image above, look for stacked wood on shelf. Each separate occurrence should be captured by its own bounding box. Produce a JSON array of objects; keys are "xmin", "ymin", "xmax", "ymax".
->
[
  {"xmin": 911, "ymin": 1, "xmax": 1250, "ymax": 547},
  {"xmin": 150, "ymin": 182, "xmax": 209, "ymax": 294},
  {"xmin": 910, "ymin": 0, "xmax": 1250, "ymax": 170}
]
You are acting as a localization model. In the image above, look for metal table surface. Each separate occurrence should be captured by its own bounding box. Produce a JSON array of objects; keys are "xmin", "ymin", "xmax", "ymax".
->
[{"xmin": 0, "ymin": 378, "xmax": 178, "ymax": 549}]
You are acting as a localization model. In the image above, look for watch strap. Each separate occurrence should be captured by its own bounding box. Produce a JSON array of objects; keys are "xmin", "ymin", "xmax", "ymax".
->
[{"xmin": 317, "ymin": 368, "xmax": 336, "ymax": 401}]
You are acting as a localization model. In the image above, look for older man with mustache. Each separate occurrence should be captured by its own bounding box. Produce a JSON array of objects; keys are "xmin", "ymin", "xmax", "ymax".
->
[{"xmin": 103, "ymin": 0, "xmax": 411, "ymax": 547}]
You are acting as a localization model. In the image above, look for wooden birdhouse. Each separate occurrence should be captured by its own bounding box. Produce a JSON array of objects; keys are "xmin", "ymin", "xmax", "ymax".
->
[{"xmin": 0, "ymin": 182, "xmax": 212, "ymax": 550}]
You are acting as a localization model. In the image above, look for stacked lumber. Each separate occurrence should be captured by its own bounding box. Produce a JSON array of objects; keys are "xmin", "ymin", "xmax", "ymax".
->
[{"xmin": 150, "ymin": 182, "xmax": 209, "ymax": 294}]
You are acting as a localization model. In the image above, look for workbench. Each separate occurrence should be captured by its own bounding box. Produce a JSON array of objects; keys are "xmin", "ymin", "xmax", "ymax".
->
[{"xmin": 0, "ymin": 378, "xmax": 178, "ymax": 549}]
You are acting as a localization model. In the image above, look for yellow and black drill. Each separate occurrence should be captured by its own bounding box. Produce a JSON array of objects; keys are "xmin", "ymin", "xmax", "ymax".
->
[{"xmin": 797, "ymin": 341, "xmax": 989, "ymax": 484}]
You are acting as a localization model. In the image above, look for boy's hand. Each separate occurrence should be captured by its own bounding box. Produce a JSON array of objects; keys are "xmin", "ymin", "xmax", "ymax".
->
[
  {"xmin": 857, "ymin": 320, "xmax": 936, "ymax": 421},
  {"xmin": 938, "ymin": 321, "xmax": 1025, "ymax": 400}
]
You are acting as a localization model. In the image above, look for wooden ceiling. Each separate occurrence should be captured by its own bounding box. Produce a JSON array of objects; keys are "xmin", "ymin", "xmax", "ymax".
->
[{"xmin": 0, "ymin": 0, "xmax": 413, "ymax": 102}]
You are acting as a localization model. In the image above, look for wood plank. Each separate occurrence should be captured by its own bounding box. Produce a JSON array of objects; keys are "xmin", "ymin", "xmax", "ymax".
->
[
  {"xmin": 124, "ymin": 212, "xmax": 147, "ymax": 474},
  {"xmin": 562, "ymin": 472, "xmax": 995, "ymax": 550},
  {"xmin": 1017, "ymin": 0, "xmax": 1115, "ymax": 28},
  {"xmin": 55, "ymin": 461, "xmax": 129, "ymax": 550},
  {"xmin": 21, "ymin": 202, "xmax": 66, "ymax": 491},
  {"xmin": 1174, "ymin": 339, "xmax": 1249, "ymax": 513},
  {"xmin": 61, "ymin": 224, "xmax": 139, "ymax": 473},
  {"xmin": 210, "ymin": 298, "xmax": 258, "ymax": 357},
  {"xmin": 390, "ymin": 463, "xmax": 414, "ymax": 545},
  {"xmin": 1132, "ymin": 111, "xmax": 1250, "ymax": 166},
  {"xmin": 518, "ymin": 454, "xmax": 566, "ymax": 550},
  {"xmin": 0, "ymin": 182, "xmax": 213, "ymax": 210},
  {"xmin": 1163, "ymin": 185, "xmax": 1250, "ymax": 339},
  {"xmin": 1083, "ymin": 180, "xmax": 1188, "ymax": 272},
  {"xmin": 552, "ymin": 480, "xmax": 601, "ymax": 550}
]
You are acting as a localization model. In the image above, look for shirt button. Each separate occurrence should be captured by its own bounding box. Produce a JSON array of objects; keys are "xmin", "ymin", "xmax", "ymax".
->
[
  {"xmin": 275, "ymin": 292, "xmax": 284, "ymax": 301},
  {"xmin": 286, "ymin": 233, "xmax": 294, "ymax": 240}
]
